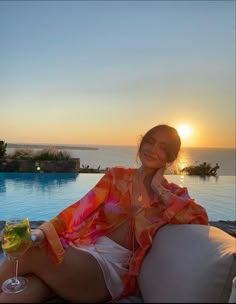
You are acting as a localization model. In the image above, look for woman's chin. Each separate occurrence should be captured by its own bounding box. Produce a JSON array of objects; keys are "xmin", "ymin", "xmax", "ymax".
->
[{"xmin": 142, "ymin": 162, "xmax": 163, "ymax": 170}]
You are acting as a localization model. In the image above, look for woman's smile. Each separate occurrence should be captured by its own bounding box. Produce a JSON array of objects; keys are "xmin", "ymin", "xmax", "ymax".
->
[{"xmin": 143, "ymin": 152, "xmax": 157, "ymax": 161}]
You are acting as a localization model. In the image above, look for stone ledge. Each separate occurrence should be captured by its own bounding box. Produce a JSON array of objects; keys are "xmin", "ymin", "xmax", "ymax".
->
[
  {"xmin": 0, "ymin": 158, "xmax": 80, "ymax": 173},
  {"xmin": 208, "ymin": 220, "xmax": 236, "ymax": 238}
]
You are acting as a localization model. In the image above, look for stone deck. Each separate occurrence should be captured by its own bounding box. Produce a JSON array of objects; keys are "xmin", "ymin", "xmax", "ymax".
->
[{"xmin": 0, "ymin": 220, "xmax": 235, "ymax": 238}]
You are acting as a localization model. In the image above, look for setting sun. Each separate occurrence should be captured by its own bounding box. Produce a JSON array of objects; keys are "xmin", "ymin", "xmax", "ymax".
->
[{"xmin": 176, "ymin": 124, "xmax": 192, "ymax": 139}]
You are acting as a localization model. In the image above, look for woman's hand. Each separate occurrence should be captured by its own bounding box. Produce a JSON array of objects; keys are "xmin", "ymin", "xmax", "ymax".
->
[
  {"xmin": 151, "ymin": 166, "xmax": 171, "ymax": 206},
  {"xmin": 30, "ymin": 228, "xmax": 45, "ymax": 247},
  {"xmin": 0, "ymin": 228, "xmax": 45, "ymax": 260}
]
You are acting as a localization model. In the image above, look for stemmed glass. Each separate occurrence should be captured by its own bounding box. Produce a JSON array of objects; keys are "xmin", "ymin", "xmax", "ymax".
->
[{"xmin": 1, "ymin": 217, "xmax": 32, "ymax": 293}]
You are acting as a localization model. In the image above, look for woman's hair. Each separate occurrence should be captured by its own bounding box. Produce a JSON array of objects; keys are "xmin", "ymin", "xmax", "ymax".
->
[{"xmin": 136, "ymin": 124, "xmax": 181, "ymax": 164}]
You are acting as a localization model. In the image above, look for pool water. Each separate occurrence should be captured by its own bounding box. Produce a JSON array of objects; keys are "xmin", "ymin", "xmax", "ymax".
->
[{"xmin": 0, "ymin": 173, "xmax": 235, "ymax": 221}]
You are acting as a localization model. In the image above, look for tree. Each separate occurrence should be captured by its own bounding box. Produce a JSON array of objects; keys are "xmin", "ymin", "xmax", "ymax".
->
[
  {"xmin": 0, "ymin": 140, "xmax": 7, "ymax": 158},
  {"xmin": 180, "ymin": 161, "xmax": 220, "ymax": 176}
]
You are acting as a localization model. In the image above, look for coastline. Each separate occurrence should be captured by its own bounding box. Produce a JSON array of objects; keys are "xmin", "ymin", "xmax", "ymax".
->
[
  {"xmin": 7, "ymin": 143, "xmax": 99, "ymax": 151},
  {"xmin": 5, "ymin": 144, "xmax": 235, "ymax": 176}
]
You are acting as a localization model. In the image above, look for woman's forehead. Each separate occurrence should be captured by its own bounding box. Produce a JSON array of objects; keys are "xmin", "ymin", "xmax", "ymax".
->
[{"xmin": 147, "ymin": 128, "xmax": 173, "ymax": 142}]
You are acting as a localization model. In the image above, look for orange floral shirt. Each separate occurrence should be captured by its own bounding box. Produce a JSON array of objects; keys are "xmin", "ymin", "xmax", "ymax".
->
[{"xmin": 39, "ymin": 166, "xmax": 208, "ymax": 297}]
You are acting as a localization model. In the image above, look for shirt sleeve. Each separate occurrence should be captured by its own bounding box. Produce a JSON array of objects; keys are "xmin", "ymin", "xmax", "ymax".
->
[
  {"xmin": 163, "ymin": 183, "xmax": 209, "ymax": 225},
  {"xmin": 38, "ymin": 168, "xmax": 114, "ymax": 264}
]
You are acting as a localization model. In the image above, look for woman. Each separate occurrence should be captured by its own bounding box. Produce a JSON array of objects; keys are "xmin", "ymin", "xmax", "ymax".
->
[{"xmin": 0, "ymin": 124, "xmax": 208, "ymax": 303}]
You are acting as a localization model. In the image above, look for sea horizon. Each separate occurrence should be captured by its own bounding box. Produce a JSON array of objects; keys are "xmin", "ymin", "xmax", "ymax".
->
[
  {"xmin": 5, "ymin": 144, "xmax": 235, "ymax": 176},
  {"xmin": 6, "ymin": 142, "xmax": 236, "ymax": 150}
]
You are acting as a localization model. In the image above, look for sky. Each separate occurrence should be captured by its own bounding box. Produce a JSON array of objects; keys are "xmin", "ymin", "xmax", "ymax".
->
[{"xmin": 0, "ymin": 0, "xmax": 235, "ymax": 148}]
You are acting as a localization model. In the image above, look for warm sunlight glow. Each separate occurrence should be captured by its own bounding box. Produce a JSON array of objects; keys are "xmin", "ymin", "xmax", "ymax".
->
[{"xmin": 176, "ymin": 124, "xmax": 192, "ymax": 139}]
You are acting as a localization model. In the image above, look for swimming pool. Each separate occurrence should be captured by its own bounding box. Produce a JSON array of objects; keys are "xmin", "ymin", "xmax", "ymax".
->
[{"xmin": 0, "ymin": 173, "xmax": 235, "ymax": 221}]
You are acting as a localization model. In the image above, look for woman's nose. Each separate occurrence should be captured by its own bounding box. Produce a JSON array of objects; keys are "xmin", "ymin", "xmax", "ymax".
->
[{"xmin": 150, "ymin": 142, "xmax": 158, "ymax": 151}]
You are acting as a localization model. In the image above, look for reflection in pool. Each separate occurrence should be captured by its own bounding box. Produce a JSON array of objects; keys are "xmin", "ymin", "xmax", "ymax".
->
[{"xmin": 0, "ymin": 173, "xmax": 235, "ymax": 222}]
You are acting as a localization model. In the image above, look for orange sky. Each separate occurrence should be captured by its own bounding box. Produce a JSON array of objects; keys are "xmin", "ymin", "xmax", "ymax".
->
[{"xmin": 1, "ymin": 1, "xmax": 235, "ymax": 149}]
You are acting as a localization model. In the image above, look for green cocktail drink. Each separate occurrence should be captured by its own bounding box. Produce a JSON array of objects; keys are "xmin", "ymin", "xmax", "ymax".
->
[
  {"xmin": 2, "ymin": 218, "xmax": 31, "ymax": 259},
  {"xmin": 1, "ymin": 218, "xmax": 32, "ymax": 293}
]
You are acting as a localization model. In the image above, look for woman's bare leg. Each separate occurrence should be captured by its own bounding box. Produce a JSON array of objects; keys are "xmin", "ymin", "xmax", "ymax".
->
[{"xmin": 0, "ymin": 246, "xmax": 111, "ymax": 303}]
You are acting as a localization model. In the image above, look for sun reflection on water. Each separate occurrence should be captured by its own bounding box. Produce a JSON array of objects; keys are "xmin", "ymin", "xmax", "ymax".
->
[
  {"xmin": 167, "ymin": 148, "xmax": 193, "ymax": 176},
  {"xmin": 176, "ymin": 149, "xmax": 193, "ymax": 172}
]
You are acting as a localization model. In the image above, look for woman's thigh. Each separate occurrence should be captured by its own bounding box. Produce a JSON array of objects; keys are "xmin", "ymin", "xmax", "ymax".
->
[
  {"xmin": 1, "ymin": 246, "xmax": 111, "ymax": 303},
  {"xmin": 34, "ymin": 246, "xmax": 111, "ymax": 302}
]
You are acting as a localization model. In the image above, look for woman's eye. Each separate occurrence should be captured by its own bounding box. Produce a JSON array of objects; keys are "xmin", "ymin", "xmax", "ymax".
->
[
  {"xmin": 160, "ymin": 144, "xmax": 166, "ymax": 150},
  {"xmin": 161, "ymin": 145, "xmax": 169, "ymax": 157}
]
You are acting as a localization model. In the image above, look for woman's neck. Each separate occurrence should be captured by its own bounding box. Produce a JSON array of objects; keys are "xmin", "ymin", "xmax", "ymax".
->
[
  {"xmin": 137, "ymin": 166, "xmax": 156, "ymax": 183},
  {"xmin": 136, "ymin": 167, "xmax": 157, "ymax": 201}
]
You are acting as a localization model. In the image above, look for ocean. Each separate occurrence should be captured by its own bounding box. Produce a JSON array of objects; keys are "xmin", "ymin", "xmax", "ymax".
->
[{"xmin": 6, "ymin": 145, "xmax": 235, "ymax": 176}]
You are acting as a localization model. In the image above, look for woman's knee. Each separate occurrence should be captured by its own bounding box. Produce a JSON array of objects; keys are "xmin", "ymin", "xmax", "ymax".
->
[
  {"xmin": 0, "ymin": 246, "xmax": 110, "ymax": 302},
  {"xmin": 0, "ymin": 247, "xmax": 50, "ymax": 285},
  {"xmin": 0, "ymin": 274, "xmax": 53, "ymax": 303}
]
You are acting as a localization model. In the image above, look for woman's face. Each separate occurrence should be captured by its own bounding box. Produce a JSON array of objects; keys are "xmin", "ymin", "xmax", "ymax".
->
[{"xmin": 139, "ymin": 128, "xmax": 175, "ymax": 169}]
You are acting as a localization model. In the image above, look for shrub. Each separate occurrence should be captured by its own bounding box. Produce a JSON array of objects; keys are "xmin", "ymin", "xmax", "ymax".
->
[
  {"xmin": 33, "ymin": 147, "xmax": 71, "ymax": 161},
  {"xmin": 9, "ymin": 147, "xmax": 71, "ymax": 161},
  {"xmin": 79, "ymin": 164, "xmax": 105, "ymax": 173},
  {"xmin": 10, "ymin": 148, "xmax": 34, "ymax": 160}
]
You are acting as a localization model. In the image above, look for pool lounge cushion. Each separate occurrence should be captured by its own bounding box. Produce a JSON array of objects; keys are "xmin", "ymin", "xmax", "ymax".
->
[{"xmin": 138, "ymin": 224, "xmax": 236, "ymax": 303}]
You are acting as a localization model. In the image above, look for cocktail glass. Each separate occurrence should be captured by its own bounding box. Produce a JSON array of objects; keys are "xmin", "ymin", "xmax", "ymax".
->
[{"xmin": 1, "ymin": 218, "xmax": 32, "ymax": 293}]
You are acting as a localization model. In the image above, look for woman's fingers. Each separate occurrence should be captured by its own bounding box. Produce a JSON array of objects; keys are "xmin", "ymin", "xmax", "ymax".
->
[
  {"xmin": 31, "ymin": 234, "xmax": 37, "ymax": 242},
  {"xmin": 30, "ymin": 229, "xmax": 45, "ymax": 247}
]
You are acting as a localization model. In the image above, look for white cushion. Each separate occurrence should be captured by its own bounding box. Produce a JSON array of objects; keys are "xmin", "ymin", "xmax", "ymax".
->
[
  {"xmin": 138, "ymin": 224, "xmax": 236, "ymax": 303},
  {"xmin": 228, "ymin": 276, "xmax": 236, "ymax": 303}
]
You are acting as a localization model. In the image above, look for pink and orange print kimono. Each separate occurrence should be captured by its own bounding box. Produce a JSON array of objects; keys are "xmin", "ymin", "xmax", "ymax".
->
[{"xmin": 39, "ymin": 166, "xmax": 208, "ymax": 297}]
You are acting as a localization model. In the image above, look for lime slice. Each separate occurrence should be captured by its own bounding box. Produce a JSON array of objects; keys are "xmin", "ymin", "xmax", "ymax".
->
[
  {"xmin": 2, "ymin": 236, "xmax": 21, "ymax": 254},
  {"xmin": 22, "ymin": 218, "xmax": 30, "ymax": 226}
]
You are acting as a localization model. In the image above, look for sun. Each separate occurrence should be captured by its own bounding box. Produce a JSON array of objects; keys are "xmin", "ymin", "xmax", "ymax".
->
[{"xmin": 176, "ymin": 124, "xmax": 192, "ymax": 139}]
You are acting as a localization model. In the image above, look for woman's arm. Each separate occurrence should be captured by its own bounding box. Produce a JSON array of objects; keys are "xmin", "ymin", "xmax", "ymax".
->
[
  {"xmin": 52, "ymin": 168, "xmax": 113, "ymax": 234},
  {"xmin": 161, "ymin": 185, "xmax": 208, "ymax": 224},
  {"xmin": 33, "ymin": 168, "xmax": 114, "ymax": 264}
]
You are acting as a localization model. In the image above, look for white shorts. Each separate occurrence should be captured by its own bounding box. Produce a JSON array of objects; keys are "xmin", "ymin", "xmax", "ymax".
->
[{"xmin": 70, "ymin": 236, "xmax": 132, "ymax": 300}]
